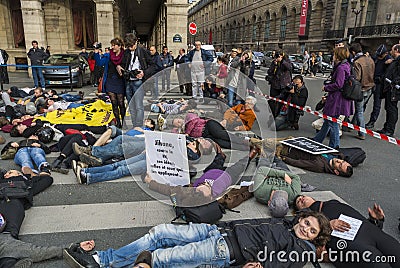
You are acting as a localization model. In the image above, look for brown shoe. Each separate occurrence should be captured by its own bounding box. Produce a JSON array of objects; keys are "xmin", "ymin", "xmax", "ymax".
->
[
  {"xmin": 79, "ymin": 153, "xmax": 102, "ymax": 167},
  {"xmin": 0, "ymin": 135, "xmax": 5, "ymax": 145},
  {"xmin": 72, "ymin": 143, "xmax": 92, "ymax": 156},
  {"xmin": 249, "ymin": 146, "xmax": 261, "ymax": 159}
]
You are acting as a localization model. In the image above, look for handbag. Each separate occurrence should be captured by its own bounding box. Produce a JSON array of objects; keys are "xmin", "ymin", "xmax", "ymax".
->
[
  {"xmin": 0, "ymin": 180, "xmax": 31, "ymax": 202},
  {"xmin": 1, "ymin": 142, "xmax": 17, "ymax": 160},
  {"xmin": 170, "ymin": 193, "xmax": 225, "ymax": 224}
]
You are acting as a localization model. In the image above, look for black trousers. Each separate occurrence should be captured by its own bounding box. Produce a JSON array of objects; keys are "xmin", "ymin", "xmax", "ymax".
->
[
  {"xmin": 0, "ymin": 175, "xmax": 53, "ymax": 239},
  {"xmin": 268, "ymin": 87, "xmax": 282, "ymax": 118},
  {"xmin": 383, "ymin": 92, "xmax": 398, "ymax": 133},
  {"xmin": 202, "ymin": 120, "xmax": 248, "ymax": 151}
]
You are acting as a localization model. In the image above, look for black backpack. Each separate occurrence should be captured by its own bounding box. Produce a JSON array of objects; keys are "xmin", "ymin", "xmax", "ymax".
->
[
  {"xmin": 170, "ymin": 193, "xmax": 225, "ymax": 224},
  {"xmin": 338, "ymin": 147, "xmax": 366, "ymax": 167},
  {"xmin": 341, "ymin": 66, "xmax": 363, "ymax": 101}
]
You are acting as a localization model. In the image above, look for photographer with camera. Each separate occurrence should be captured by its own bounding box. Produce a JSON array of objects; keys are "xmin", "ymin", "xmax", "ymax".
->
[
  {"xmin": 118, "ymin": 33, "xmax": 157, "ymax": 127},
  {"xmin": 266, "ymin": 51, "xmax": 292, "ymax": 118},
  {"xmin": 275, "ymin": 75, "xmax": 308, "ymax": 131},
  {"xmin": 378, "ymin": 44, "xmax": 400, "ymax": 136},
  {"xmin": 93, "ymin": 38, "xmax": 126, "ymax": 128}
]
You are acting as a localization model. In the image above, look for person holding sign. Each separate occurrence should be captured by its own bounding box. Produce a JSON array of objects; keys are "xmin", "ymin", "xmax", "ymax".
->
[
  {"xmin": 73, "ymin": 137, "xmax": 208, "ymax": 184},
  {"xmin": 63, "ymin": 211, "xmax": 331, "ymax": 268},
  {"xmin": 295, "ymin": 195, "xmax": 400, "ymax": 267}
]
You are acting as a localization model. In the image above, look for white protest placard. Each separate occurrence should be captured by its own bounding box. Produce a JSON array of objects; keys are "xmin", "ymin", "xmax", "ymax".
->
[
  {"xmin": 145, "ymin": 132, "xmax": 190, "ymax": 186},
  {"xmin": 280, "ymin": 137, "xmax": 338, "ymax": 154},
  {"xmin": 331, "ymin": 214, "xmax": 363, "ymax": 241}
]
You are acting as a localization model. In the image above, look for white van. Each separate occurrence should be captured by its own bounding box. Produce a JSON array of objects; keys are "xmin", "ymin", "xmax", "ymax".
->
[{"xmin": 201, "ymin": 44, "xmax": 217, "ymax": 72}]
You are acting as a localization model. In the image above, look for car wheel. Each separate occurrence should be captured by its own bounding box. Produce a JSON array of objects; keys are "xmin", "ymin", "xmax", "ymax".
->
[{"xmin": 77, "ymin": 74, "xmax": 83, "ymax": 88}]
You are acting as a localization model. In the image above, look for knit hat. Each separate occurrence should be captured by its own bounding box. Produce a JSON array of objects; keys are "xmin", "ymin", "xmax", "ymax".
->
[
  {"xmin": 0, "ymin": 213, "xmax": 6, "ymax": 233},
  {"xmin": 375, "ymin": 44, "xmax": 388, "ymax": 56},
  {"xmin": 269, "ymin": 190, "xmax": 289, "ymax": 218}
]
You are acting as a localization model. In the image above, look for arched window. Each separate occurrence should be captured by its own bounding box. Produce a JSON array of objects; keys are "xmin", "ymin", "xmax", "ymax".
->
[
  {"xmin": 233, "ymin": 21, "xmax": 238, "ymax": 42},
  {"xmin": 264, "ymin": 12, "xmax": 270, "ymax": 40},
  {"xmin": 339, "ymin": 0, "xmax": 348, "ymax": 30},
  {"xmin": 280, "ymin": 7, "xmax": 287, "ymax": 40},
  {"xmin": 252, "ymin": 16, "xmax": 257, "ymax": 42},
  {"xmin": 291, "ymin": 8, "xmax": 297, "ymax": 33},
  {"xmin": 365, "ymin": 0, "xmax": 378, "ymax": 26}
]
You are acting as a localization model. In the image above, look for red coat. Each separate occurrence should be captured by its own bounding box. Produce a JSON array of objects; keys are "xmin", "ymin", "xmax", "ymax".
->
[{"xmin": 88, "ymin": 58, "xmax": 96, "ymax": 72}]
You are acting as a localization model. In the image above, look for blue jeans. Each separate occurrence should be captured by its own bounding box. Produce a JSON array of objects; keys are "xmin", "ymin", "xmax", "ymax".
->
[
  {"xmin": 14, "ymin": 147, "xmax": 48, "ymax": 170},
  {"xmin": 92, "ymin": 135, "xmax": 145, "ymax": 162},
  {"xmin": 83, "ymin": 153, "xmax": 146, "ymax": 184},
  {"xmin": 153, "ymin": 76, "xmax": 159, "ymax": 99},
  {"xmin": 313, "ymin": 117, "xmax": 340, "ymax": 149},
  {"xmin": 97, "ymin": 223, "xmax": 230, "ymax": 268},
  {"xmin": 61, "ymin": 93, "xmax": 82, "ymax": 102},
  {"xmin": 351, "ymin": 90, "xmax": 372, "ymax": 137},
  {"xmin": 227, "ymin": 86, "xmax": 236, "ymax": 107},
  {"xmin": 162, "ymin": 69, "xmax": 171, "ymax": 91},
  {"xmin": 67, "ymin": 103, "xmax": 84, "ymax": 109},
  {"xmin": 32, "ymin": 67, "xmax": 45, "ymax": 88},
  {"xmin": 126, "ymin": 80, "xmax": 144, "ymax": 127}
]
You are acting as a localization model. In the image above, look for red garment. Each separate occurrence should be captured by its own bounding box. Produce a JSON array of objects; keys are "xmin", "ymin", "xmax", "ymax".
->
[
  {"xmin": 217, "ymin": 64, "xmax": 228, "ymax": 78},
  {"xmin": 110, "ymin": 49, "xmax": 124, "ymax": 66},
  {"xmin": 88, "ymin": 58, "xmax": 95, "ymax": 72}
]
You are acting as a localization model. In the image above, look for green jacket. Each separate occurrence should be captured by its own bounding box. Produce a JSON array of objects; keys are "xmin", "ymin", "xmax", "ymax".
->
[{"xmin": 251, "ymin": 167, "xmax": 301, "ymax": 205}]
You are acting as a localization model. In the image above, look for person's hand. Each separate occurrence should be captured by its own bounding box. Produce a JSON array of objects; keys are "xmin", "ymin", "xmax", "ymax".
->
[
  {"xmin": 220, "ymin": 119, "xmax": 227, "ymax": 127},
  {"xmin": 242, "ymin": 262, "xmax": 262, "ymax": 268},
  {"xmin": 368, "ymin": 203, "xmax": 385, "ymax": 220},
  {"xmin": 11, "ymin": 142, "xmax": 19, "ymax": 148},
  {"xmin": 322, "ymin": 86, "xmax": 325, "ymax": 92},
  {"xmin": 284, "ymin": 173, "xmax": 292, "ymax": 184},
  {"xmin": 136, "ymin": 70, "xmax": 144, "ymax": 79},
  {"xmin": 79, "ymin": 240, "xmax": 95, "ymax": 252},
  {"xmin": 289, "ymin": 88, "xmax": 295, "ymax": 94},
  {"xmin": 157, "ymin": 103, "xmax": 162, "ymax": 107},
  {"xmin": 31, "ymin": 142, "xmax": 41, "ymax": 147},
  {"xmin": 330, "ymin": 219, "xmax": 351, "ymax": 232},
  {"xmin": 116, "ymin": 65, "xmax": 124, "ymax": 76},
  {"xmin": 144, "ymin": 174, "xmax": 152, "ymax": 184},
  {"xmin": 385, "ymin": 58, "xmax": 393, "ymax": 64}
]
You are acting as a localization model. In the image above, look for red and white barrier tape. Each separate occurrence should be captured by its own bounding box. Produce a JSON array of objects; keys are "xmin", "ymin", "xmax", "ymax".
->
[{"xmin": 248, "ymin": 89, "xmax": 400, "ymax": 146}]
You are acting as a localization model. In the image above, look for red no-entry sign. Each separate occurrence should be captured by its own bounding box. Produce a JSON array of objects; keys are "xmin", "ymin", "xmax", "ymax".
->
[{"xmin": 189, "ymin": 22, "xmax": 197, "ymax": 35}]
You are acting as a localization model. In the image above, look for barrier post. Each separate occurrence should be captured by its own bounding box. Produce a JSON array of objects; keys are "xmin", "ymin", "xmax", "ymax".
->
[{"xmin": 68, "ymin": 65, "xmax": 73, "ymax": 92}]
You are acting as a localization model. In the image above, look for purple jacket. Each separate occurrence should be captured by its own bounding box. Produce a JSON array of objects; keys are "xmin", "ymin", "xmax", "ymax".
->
[
  {"xmin": 193, "ymin": 169, "xmax": 232, "ymax": 197},
  {"xmin": 184, "ymin": 113, "xmax": 208, "ymax": 138},
  {"xmin": 323, "ymin": 61, "xmax": 354, "ymax": 117}
]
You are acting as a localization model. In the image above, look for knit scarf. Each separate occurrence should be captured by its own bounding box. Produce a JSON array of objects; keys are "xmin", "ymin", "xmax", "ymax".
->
[{"xmin": 110, "ymin": 48, "xmax": 124, "ymax": 66}]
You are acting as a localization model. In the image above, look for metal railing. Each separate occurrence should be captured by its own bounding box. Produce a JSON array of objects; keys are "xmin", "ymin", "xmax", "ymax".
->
[
  {"xmin": 324, "ymin": 29, "xmax": 345, "ymax": 39},
  {"xmin": 347, "ymin": 23, "xmax": 400, "ymax": 37}
]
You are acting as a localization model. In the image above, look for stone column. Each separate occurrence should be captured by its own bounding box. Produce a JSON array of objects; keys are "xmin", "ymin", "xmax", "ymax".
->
[
  {"xmin": 165, "ymin": 0, "xmax": 189, "ymax": 55},
  {"xmin": 95, "ymin": 0, "xmax": 114, "ymax": 46},
  {"xmin": 20, "ymin": 0, "xmax": 46, "ymax": 77}
]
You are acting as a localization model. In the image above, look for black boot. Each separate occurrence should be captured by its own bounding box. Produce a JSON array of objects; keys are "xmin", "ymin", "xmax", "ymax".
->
[
  {"xmin": 63, "ymin": 248, "xmax": 100, "ymax": 268},
  {"xmin": 51, "ymin": 155, "xmax": 65, "ymax": 169}
]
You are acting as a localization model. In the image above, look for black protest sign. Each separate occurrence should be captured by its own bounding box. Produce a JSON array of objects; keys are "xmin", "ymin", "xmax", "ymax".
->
[{"xmin": 280, "ymin": 137, "xmax": 338, "ymax": 154}]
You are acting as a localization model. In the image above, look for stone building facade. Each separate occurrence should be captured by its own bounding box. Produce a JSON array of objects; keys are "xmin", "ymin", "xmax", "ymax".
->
[
  {"xmin": 0, "ymin": 0, "xmax": 188, "ymax": 73},
  {"xmin": 188, "ymin": 0, "xmax": 400, "ymax": 54}
]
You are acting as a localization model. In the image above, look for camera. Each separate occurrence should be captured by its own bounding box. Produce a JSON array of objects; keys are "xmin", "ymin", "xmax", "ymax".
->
[
  {"xmin": 285, "ymin": 82, "xmax": 296, "ymax": 90},
  {"xmin": 123, "ymin": 69, "xmax": 141, "ymax": 80},
  {"xmin": 94, "ymin": 42, "xmax": 102, "ymax": 49}
]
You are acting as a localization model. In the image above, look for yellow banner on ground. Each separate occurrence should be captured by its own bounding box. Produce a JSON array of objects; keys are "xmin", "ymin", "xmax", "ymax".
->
[{"xmin": 37, "ymin": 100, "xmax": 114, "ymax": 126}]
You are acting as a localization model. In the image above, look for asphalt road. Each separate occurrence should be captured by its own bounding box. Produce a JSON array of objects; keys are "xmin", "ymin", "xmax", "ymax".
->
[{"xmin": 1, "ymin": 68, "xmax": 399, "ymax": 268}]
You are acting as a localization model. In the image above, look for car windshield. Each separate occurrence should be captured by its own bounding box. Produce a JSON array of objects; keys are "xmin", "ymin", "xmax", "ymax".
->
[
  {"xmin": 254, "ymin": 52, "xmax": 264, "ymax": 57},
  {"xmin": 45, "ymin": 55, "xmax": 79, "ymax": 65},
  {"xmin": 289, "ymin": 55, "xmax": 304, "ymax": 63}
]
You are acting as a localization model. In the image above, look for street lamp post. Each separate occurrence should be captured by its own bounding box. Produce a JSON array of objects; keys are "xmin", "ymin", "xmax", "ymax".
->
[{"xmin": 350, "ymin": 0, "xmax": 366, "ymax": 40}]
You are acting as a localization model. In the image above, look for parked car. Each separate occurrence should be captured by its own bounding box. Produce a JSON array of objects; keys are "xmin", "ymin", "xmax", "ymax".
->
[
  {"xmin": 288, "ymin": 54, "xmax": 304, "ymax": 73},
  {"xmin": 43, "ymin": 54, "xmax": 90, "ymax": 88},
  {"xmin": 321, "ymin": 54, "xmax": 333, "ymax": 72},
  {"xmin": 252, "ymin": 52, "xmax": 262, "ymax": 69},
  {"xmin": 262, "ymin": 50, "xmax": 276, "ymax": 67},
  {"xmin": 201, "ymin": 44, "xmax": 217, "ymax": 73},
  {"xmin": 216, "ymin": 51, "xmax": 224, "ymax": 57}
]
